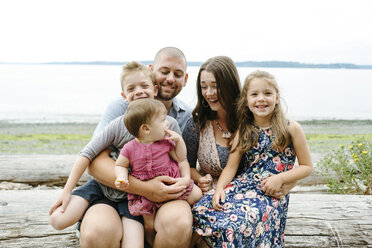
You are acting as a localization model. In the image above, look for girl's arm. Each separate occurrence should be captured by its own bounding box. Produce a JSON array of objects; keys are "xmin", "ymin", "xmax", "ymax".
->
[
  {"xmin": 49, "ymin": 156, "xmax": 90, "ymax": 214},
  {"xmin": 213, "ymin": 135, "xmax": 243, "ymax": 210},
  {"xmin": 114, "ymin": 154, "xmax": 130, "ymax": 188},
  {"xmin": 262, "ymin": 121, "xmax": 313, "ymax": 195},
  {"xmin": 166, "ymin": 129, "xmax": 187, "ymax": 162}
]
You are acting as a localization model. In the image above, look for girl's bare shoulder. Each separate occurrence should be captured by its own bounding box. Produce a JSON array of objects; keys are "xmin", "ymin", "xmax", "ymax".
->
[{"xmin": 287, "ymin": 120, "xmax": 304, "ymax": 136}]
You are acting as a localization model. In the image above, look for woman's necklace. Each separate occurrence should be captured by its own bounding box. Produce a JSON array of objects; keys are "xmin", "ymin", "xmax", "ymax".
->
[{"xmin": 215, "ymin": 121, "xmax": 231, "ymax": 139}]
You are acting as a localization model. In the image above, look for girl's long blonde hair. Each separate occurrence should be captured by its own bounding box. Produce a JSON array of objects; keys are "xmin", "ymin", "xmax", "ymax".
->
[{"xmin": 236, "ymin": 70, "xmax": 291, "ymax": 153}]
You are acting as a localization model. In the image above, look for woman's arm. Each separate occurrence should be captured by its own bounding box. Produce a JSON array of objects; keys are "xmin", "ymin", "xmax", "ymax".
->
[{"xmin": 182, "ymin": 117, "xmax": 199, "ymax": 168}]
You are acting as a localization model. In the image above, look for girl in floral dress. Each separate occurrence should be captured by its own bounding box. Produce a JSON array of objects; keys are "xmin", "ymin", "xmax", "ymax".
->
[{"xmin": 192, "ymin": 70, "xmax": 313, "ymax": 248}]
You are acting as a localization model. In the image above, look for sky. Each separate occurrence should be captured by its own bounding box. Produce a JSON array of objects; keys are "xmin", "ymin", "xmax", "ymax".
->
[{"xmin": 1, "ymin": 0, "xmax": 372, "ymax": 65}]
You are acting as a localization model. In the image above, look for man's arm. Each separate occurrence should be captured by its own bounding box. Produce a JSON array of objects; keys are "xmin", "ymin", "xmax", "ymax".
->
[
  {"xmin": 88, "ymin": 115, "xmax": 186, "ymax": 202},
  {"xmin": 88, "ymin": 151, "xmax": 186, "ymax": 202}
]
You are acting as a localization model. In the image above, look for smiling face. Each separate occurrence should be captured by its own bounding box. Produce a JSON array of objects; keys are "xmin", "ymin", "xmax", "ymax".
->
[
  {"xmin": 200, "ymin": 70, "xmax": 224, "ymax": 113},
  {"xmin": 121, "ymin": 72, "xmax": 157, "ymax": 103},
  {"xmin": 151, "ymin": 54, "xmax": 188, "ymax": 101},
  {"xmin": 247, "ymin": 77, "xmax": 279, "ymax": 124}
]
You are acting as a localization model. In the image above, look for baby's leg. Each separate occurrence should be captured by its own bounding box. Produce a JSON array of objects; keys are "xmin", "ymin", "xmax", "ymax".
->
[
  {"xmin": 186, "ymin": 184, "xmax": 203, "ymax": 206},
  {"xmin": 121, "ymin": 216, "xmax": 144, "ymax": 248},
  {"xmin": 143, "ymin": 214, "xmax": 156, "ymax": 247},
  {"xmin": 49, "ymin": 195, "xmax": 89, "ymax": 230}
]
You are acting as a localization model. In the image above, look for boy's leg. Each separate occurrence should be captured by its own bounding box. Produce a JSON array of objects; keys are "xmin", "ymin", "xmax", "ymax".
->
[
  {"xmin": 121, "ymin": 216, "xmax": 145, "ymax": 248},
  {"xmin": 49, "ymin": 195, "xmax": 89, "ymax": 230},
  {"xmin": 80, "ymin": 203, "xmax": 122, "ymax": 248},
  {"xmin": 153, "ymin": 200, "xmax": 192, "ymax": 248}
]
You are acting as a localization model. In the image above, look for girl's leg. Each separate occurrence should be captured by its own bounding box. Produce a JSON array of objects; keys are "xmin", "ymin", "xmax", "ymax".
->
[
  {"xmin": 121, "ymin": 216, "xmax": 145, "ymax": 248},
  {"xmin": 49, "ymin": 195, "xmax": 89, "ymax": 230},
  {"xmin": 79, "ymin": 203, "xmax": 122, "ymax": 248},
  {"xmin": 143, "ymin": 214, "xmax": 155, "ymax": 247},
  {"xmin": 186, "ymin": 185, "xmax": 203, "ymax": 206}
]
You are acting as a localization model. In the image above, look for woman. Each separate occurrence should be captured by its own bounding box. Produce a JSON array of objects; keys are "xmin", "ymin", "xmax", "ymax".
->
[{"xmin": 182, "ymin": 56, "xmax": 242, "ymax": 195}]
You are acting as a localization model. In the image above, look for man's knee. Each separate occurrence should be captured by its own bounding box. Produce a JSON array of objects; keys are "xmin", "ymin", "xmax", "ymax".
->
[
  {"xmin": 80, "ymin": 225, "xmax": 121, "ymax": 248},
  {"xmin": 156, "ymin": 201, "xmax": 192, "ymax": 235}
]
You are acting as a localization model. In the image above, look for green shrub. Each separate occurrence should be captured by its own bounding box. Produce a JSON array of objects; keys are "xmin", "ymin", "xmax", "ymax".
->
[{"xmin": 317, "ymin": 139, "xmax": 371, "ymax": 194}]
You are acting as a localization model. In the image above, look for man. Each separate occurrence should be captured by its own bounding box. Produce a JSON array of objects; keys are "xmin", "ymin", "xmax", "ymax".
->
[
  {"xmin": 80, "ymin": 47, "xmax": 193, "ymax": 248},
  {"xmin": 94, "ymin": 47, "xmax": 191, "ymax": 135}
]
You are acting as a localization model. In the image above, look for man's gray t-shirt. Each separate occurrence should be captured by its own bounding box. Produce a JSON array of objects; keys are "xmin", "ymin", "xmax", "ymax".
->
[{"xmin": 81, "ymin": 115, "xmax": 181, "ymax": 201}]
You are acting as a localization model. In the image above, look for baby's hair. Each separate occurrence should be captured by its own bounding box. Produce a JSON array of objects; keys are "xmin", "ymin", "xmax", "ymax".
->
[
  {"xmin": 120, "ymin": 61, "xmax": 155, "ymax": 91},
  {"xmin": 236, "ymin": 70, "xmax": 291, "ymax": 153},
  {"xmin": 124, "ymin": 98, "xmax": 167, "ymax": 138}
]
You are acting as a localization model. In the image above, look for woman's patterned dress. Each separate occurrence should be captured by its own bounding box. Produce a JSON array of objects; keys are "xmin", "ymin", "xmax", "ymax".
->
[{"xmin": 192, "ymin": 126, "xmax": 296, "ymax": 248}]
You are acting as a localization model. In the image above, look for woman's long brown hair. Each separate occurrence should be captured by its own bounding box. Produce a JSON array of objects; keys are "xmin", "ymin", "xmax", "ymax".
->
[{"xmin": 192, "ymin": 56, "xmax": 241, "ymax": 135}]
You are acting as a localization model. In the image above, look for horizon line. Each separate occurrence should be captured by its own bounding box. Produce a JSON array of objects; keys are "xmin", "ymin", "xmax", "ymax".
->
[{"xmin": 1, "ymin": 60, "xmax": 372, "ymax": 69}]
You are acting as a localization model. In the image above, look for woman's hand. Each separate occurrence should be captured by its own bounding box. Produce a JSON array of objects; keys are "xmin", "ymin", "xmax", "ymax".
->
[
  {"xmin": 197, "ymin": 174, "xmax": 213, "ymax": 194},
  {"xmin": 49, "ymin": 190, "xmax": 71, "ymax": 215},
  {"xmin": 212, "ymin": 188, "xmax": 225, "ymax": 211}
]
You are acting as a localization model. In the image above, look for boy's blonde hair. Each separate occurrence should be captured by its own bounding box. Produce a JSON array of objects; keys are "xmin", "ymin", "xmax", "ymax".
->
[
  {"xmin": 120, "ymin": 61, "xmax": 155, "ymax": 91},
  {"xmin": 236, "ymin": 70, "xmax": 291, "ymax": 153},
  {"xmin": 124, "ymin": 98, "xmax": 167, "ymax": 138}
]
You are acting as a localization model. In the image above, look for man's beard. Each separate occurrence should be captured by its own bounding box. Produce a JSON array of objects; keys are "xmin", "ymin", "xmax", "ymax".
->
[{"xmin": 157, "ymin": 84, "xmax": 179, "ymax": 101}]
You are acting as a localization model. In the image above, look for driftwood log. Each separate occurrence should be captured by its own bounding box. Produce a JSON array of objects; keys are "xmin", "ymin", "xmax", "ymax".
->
[
  {"xmin": 1, "ymin": 155, "xmax": 371, "ymax": 247},
  {"xmin": 0, "ymin": 154, "xmax": 325, "ymax": 187},
  {"xmin": 1, "ymin": 190, "xmax": 371, "ymax": 248}
]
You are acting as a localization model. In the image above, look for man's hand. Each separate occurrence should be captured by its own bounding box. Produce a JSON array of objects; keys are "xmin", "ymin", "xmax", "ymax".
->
[{"xmin": 144, "ymin": 176, "xmax": 187, "ymax": 203}]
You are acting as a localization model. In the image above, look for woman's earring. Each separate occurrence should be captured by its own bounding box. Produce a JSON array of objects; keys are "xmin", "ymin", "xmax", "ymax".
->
[{"xmin": 202, "ymin": 98, "xmax": 209, "ymax": 108}]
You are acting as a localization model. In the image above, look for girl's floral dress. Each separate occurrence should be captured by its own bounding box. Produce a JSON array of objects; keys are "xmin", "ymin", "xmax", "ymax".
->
[{"xmin": 192, "ymin": 126, "xmax": 296, "ymax": 248}]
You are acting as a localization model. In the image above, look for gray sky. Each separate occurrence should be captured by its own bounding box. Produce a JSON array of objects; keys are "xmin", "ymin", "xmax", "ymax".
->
[{"xmin": 1, "ymin": 0, "xmax": 371, "ymax": 64}]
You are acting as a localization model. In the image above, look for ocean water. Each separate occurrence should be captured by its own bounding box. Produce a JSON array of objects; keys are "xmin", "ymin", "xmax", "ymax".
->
[{"xmin": 0, "ymin": 64, "xmax": 371, "ymax": 123}]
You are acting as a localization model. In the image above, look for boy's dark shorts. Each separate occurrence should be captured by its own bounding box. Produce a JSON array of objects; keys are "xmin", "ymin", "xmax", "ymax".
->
[{"xmin": 72, "ymin": 179, "xmax": 143, "ymax": 227}]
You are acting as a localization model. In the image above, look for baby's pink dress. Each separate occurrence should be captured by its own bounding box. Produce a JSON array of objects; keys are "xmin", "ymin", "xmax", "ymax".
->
[{"xmin": 121, "ymin": 138, "xmax": 194, "ymax": 216}]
